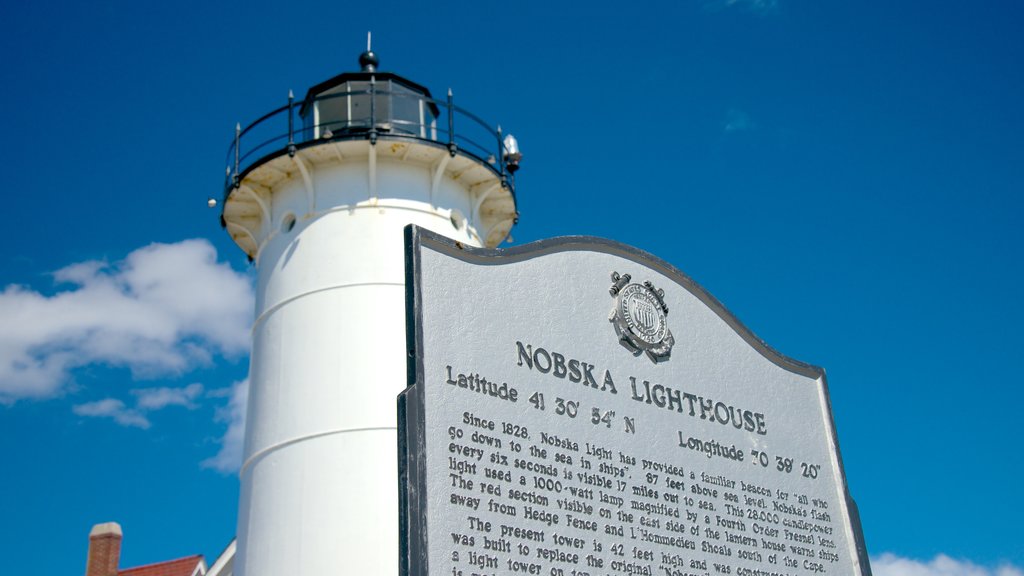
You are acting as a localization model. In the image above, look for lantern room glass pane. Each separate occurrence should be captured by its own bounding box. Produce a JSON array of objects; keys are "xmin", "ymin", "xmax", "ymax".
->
[
  {"xmin": 346, "ymin": 81, "xmax": 387, "ymax": 129},
  {"xmin": 301, "ymin": 78, "xmax": 433, "ymax": 139},
  {"xmin": 317, "ymin": 90, "xmax": 347, "ymax": 133},
  {"xmin": 391, "ymin": 83, "xmax": 423, "ymax": 136}
]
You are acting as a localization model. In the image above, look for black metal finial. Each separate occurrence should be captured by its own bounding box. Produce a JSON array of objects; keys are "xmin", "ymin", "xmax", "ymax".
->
[
  {"xmin": 359, "ymin": 32, "xmax": 378, "ymax": 72},
  {"xmin": 359, "ymin": 50, "xmax": 378, "ymax": 72}
]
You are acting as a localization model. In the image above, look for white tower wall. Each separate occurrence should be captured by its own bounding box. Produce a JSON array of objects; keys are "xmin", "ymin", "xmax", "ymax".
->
[{"xmin": 224, "ymin": 132, "xmax": 516, "ymax": 576}]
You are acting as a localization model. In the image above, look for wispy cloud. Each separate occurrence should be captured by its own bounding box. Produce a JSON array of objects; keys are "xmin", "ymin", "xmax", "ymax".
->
[
  {"xmin": 202, "ymin": 378, "xmax": 249, "ymax": 474},
  {"xmin": 704, "ymin": 0, "xmax": 779, "ymax": 15},
  {"xmin": 873, "ymin": 554, "xmax": 1024, "ymax": 576},
  {"xmin": 133, "ymin": 382, "xmax": 204, "ymax": 410},
  {"xmin": 73, "ymin": 398, "xmax": 150, "ymax": 429},
  {"xmin": 724, "ymin": 108, "xmax": 756, "ymax": 133},
  {"xmin": 74, "ymin": 382, "xmax": 208, "ymax": 429},
  {"xmin": 0, "ymin": 239, "xmax": 253, "ymax": 404}
]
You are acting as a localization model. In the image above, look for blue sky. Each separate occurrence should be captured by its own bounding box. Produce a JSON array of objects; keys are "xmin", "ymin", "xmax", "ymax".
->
[{"xmin": 0, "ymin": 0, "xmax": 1021, "ymax": 574}]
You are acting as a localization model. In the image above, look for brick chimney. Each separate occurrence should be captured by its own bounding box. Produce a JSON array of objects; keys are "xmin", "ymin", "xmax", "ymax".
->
[{"xmin": 85, "ymin": 522, "xmax": 122, "ymax": 576}]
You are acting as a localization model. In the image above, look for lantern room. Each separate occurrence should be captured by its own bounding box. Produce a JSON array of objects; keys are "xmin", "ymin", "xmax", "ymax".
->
[{"xmin": 298, "ymin": 50, "xmax": 441, "ymax": 141}]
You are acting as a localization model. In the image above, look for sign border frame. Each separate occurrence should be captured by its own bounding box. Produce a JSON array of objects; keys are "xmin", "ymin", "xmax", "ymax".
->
[{"xmin": 399, "ymin": 224, "xmax": 872, "ymax": 576}]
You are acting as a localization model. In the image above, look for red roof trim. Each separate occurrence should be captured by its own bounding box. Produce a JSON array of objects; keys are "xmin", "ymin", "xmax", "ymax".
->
[{"xmin": 119, "ymin": 554, "xmax": 204, "ymax": 576}]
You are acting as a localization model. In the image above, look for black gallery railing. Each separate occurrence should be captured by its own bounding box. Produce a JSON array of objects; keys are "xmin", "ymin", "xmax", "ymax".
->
[{"xmin": 224, "ymin": 83, "xmax": 517, "ymax": 197}]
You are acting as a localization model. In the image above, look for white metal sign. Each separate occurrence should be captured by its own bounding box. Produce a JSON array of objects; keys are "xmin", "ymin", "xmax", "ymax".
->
[{"xmin": 401, "ymin": 227, "xmax": 871, "ymax": 576}]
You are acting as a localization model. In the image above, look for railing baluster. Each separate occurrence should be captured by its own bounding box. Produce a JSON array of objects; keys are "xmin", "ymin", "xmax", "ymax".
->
[
  {"xmin": 287, "ymin": 90, "xmax": 296, "ymax": 157},
  {"xmin": 234, "ymin": 122, "xmax": 241, "ymax": 189},
  {"xmin": 447, "ymin": 88, "xmax": 456, "ymax": 157},
  {"xmin": 497, "ymin": 124, "xmax": 507, "ymax": 188},
  {"xmin": 369, "ymin": 77, "xmax": 378, "ymax": 145}
]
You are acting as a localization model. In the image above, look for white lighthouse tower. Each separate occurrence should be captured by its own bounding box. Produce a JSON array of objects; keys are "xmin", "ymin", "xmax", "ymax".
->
[{"xmin": 220, "ymin": 45, "xmax": 519, "ymax": 575}]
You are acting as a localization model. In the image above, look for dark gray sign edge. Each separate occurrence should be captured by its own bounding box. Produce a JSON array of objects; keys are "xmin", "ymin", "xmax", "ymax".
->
[{"xmin": 399, "ymin": 224, "xmax": 872, "ymax": 576}]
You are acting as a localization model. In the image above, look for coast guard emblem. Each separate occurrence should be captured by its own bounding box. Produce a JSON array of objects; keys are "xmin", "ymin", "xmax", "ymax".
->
[{"xmin": 609, "ymin": 271, "xmax": 675, "ymax": 363}]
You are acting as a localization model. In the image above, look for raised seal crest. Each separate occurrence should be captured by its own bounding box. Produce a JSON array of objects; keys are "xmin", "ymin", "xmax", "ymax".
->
[{"xmin": 609, "ymin": 271, "xmax": 675, "ymax": 363}]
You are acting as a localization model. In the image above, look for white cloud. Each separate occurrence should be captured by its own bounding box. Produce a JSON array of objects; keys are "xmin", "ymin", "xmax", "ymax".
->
[
  {"xmin": 73, "ymin": 398, "xmax": 150, "ymax": 429},
  {"xmin": 74, "ymin": 383, "xmax": 211, "ymax": 429},
  {"xmin": 0, "ymin": 239, "xmax": 253, "ymax": 404},
  {"xmin": 873, "ymin": 554, "xmax": 1024, "ymax": 576},
  {"xmin": 133, "ymin": 382, "xmax": 204, "ymax": 410},
  {"xmin": 202, "ymin": 378, "xmax": 249, "ymax": 474}
]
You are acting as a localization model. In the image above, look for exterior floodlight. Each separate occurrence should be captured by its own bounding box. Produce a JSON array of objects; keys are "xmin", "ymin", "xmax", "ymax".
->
[{"xmin": 503, "ymin": 133, "xmax": 521, "ymax": 173}]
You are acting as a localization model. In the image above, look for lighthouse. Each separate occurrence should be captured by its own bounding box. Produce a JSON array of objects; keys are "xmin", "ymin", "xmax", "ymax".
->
[{"xmin": 220, "ymin": 45, "xmax": 519, "ymax": 575}]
